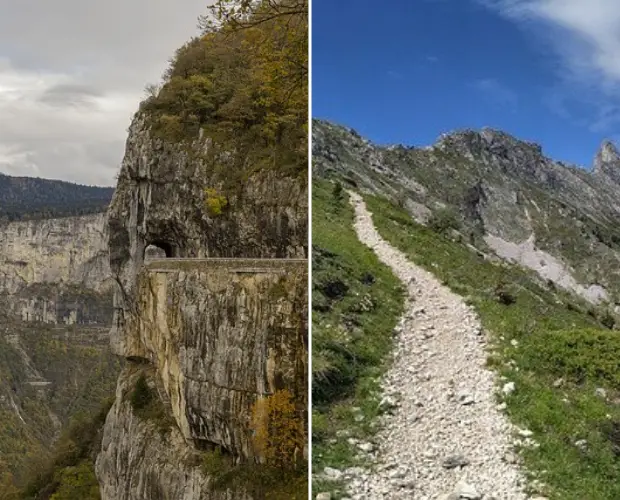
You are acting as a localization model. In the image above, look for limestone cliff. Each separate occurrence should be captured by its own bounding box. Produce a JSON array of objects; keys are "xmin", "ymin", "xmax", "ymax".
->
[
  {"xmin": 0, "ymin": 213, "xmax": 113, "ymax": 323},
  {"xmin": 0, "ymin": 173, "xmax": 121, "ymax": 490},
  {"xmin": 96, "ymin": 113, "xmax": 308, "ymax": 499}
]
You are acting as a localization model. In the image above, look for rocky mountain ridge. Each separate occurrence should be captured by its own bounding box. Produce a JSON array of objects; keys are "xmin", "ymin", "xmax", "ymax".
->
[{"xmin": 313, "ymin": 118, "xmax": 620, "ymax": 306}]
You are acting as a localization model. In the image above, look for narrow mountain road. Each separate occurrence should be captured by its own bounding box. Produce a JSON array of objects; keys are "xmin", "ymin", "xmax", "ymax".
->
[{"xmin": 346, "ymin": 191, "xmax": 529, "ymax": 500}]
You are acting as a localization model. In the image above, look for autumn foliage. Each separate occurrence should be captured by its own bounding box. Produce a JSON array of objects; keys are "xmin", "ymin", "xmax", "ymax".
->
[
  {"xmin": 250, "ymin": 389, "xmax": 305, "ymax": 469},
  {"xmin": 141, "ymin": 0, "xmax": 307, "ymax": 180},
  {"xmin": 204, "ymin": 188, "xmax": 228, "ymax": 216}
]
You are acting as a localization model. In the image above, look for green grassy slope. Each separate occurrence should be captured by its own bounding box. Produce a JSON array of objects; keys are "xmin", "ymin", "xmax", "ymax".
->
[
  {"xmin": 365, "ymin": 193, "xmax": 620, "ymax": 500},
  {"xmin": 312, "ymin": 180, "xmax": 403, "ymax": 496}
]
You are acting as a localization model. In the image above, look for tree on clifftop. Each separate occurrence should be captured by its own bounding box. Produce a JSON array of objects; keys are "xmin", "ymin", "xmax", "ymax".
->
[
  {"xmin": 200, "ymin": 0, "xmax": 307, "ymax": 33},
  {"xmin": 142, "ymin": 0, "xmax": 308, "ymax": 180}
]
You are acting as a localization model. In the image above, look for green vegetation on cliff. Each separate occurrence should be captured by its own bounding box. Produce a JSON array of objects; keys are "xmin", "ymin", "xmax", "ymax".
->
[
  {"xmin": 141, "ymin": 0, "xmax": 307, "ymax": 181},
  {"xmin": 0, "ymin": 319, "xmax": 119, "ymax": 495},
  {"xmin": 129, "ymin": 371, "xmax": 175, "ymax": 436},
  {"xmin": 20, "ymin": 399, "xmax": 113, "ymax": 500},
  {"xmin": 364, "ymin": 193, "xmax": 620, "ymax": 500},
  {"xmin": 312, "ymin": 180, "xmax": 403, "ymax": 495}
]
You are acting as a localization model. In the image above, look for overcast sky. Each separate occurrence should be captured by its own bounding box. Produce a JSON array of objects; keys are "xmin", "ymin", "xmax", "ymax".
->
[{"xmin": 0, "ymin": 0, "xmax": 209, "ymax": 186}]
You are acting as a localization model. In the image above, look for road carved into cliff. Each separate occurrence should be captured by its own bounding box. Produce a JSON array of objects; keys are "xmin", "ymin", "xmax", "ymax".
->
[{"xmin": 346, "ymin": 191, "xmax": 529, "ymax": 499}]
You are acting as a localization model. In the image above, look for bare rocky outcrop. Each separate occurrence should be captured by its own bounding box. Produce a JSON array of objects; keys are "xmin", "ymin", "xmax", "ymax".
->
[
  {"xmin": 345, "ymin": 192, "xmax": 528, "ymax": 499},
  {"xmin": 97, "ymin": 366, "xmax": 249, "ymax": 500},
  {"xmin": 593, "ymin": 140, "xmax": 620, "ymax": 185},
  {"xmin": 96, "ymin": 112, "xmax": 308, "ymax": 499},
  {"xmin": 0, "ymin": 213, "xmax": 113, "ymax": 323},
  {"xmin": 107, "ymin": 115, "xmax": 307, "ymax": 350},
  {"xmin": 313, "ymin": 119, "xmax": 620, "ymax": 305}
]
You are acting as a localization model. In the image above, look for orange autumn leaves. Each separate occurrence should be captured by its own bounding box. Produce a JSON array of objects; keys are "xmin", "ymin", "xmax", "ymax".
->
[{"xmin": 250, "ymin": 389, "xmax": 305, "ymax": 469}]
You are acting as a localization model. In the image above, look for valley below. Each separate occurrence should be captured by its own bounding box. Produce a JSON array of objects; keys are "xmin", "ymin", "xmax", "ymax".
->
[{"xmin": 0, "ymin": 186, "xmax": 120, "ymax": 497}]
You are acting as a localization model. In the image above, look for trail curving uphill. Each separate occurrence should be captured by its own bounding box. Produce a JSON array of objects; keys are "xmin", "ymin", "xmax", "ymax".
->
[{"xmin": 346, "ymin": 191, "xmax": 529, "ymax": 500}]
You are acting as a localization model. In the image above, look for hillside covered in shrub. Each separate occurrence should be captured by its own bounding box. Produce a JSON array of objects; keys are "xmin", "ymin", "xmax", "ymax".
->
[
  {"xmin": 140, "ymin": 0, "xmax": 307, "ymax": 183},
  {"xmin": 0, "ymin": 174, "xmax": 113, "ymax": 221}
]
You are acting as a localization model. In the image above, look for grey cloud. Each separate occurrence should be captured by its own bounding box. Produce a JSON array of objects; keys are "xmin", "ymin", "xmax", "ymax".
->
[
  {"xmin": 0, "ymin": 0, "xmax": 210, "ymax": 186},
  {"xmin": 37, "ymin": 84, "xmax": 103, "ymax": 109}
]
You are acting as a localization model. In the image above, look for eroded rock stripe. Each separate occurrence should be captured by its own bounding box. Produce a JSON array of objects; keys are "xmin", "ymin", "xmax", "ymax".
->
[{"xmin": 346, "ymin": 191, "xmax": 528, "ymax": 500}]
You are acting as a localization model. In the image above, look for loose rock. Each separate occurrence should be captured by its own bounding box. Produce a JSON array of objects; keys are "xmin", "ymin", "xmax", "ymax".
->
[
  {"xmin": 453, "ymin": 481, "xmax": 482, "ymax": 499},
  {"xmin": 323, "ymin": 467, "xmax": 343, "ymax": 480},
  {"xmin": 442, "ymin": 454, "xmax": 470, "ymax": 469},
  {"xmin": 502, "ymin": 382, "xmax": 516, "ymax": 395},
  {"xmin": 342, "ymin": 192, "xmax": 528, "ymax": 499}
]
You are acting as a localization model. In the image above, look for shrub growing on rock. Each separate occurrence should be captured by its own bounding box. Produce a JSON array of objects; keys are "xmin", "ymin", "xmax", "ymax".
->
[
  {"xmin": 332, "ymin": 181, "xmax": 344, "ymax": 203},
  {"xmin": 204, "ymin": 188, "xmax": 228, "ymax": 216},
  {"xmin": 201, "ymin": 447, "xmax": 232, "ymax": 480},
  {"xmin": 600, "ymin": 310, "xmax": 616, "ymax": 330},
  {"xmin": 250, "ymin": 389, "xmax": 304, "ymax": 469},
  {"xmin": 130, "ymin": 373, "xmax": 152, "ymax": 411},
  {"xmin": 493, "ymin": 281, "xmax": 516, "ymax": 306},
  {"xmin": 428, "ymin": 208, "xmax": 460, "ymax": 235}
]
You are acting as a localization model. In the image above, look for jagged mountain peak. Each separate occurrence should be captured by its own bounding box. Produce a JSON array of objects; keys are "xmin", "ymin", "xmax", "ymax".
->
[
  {"xmin": 593, "ymin": 139, "xmax": 620, "ymax": 175},
  {"xmin": 314, "ymin": 117, "xmax": 620, "ymax": 305},
  {"xmin": 436, "ymin": 126, "xmax": 543, "ymax": 156}
]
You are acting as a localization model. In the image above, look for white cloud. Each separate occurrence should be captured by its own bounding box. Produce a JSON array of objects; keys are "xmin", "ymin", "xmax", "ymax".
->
[
  {"xmin": 471, "ymin": 78, "xmax": 518, "ymax": 111},
  {"xmin": 479, "ymin": 0, "xmax": 620, "ymax": 130},
  {"xmin": 0, "ymin": 0, "xmax": 210, "ymax": 186}
]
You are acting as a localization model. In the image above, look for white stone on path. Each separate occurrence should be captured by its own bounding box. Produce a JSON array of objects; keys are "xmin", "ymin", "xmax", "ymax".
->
[{"xmin": 344, "ymin": 191, "xmax": 528, "ymax": 499}]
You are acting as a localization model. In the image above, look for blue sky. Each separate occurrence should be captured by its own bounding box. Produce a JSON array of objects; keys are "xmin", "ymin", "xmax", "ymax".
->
[{"xmin": 312, "ymin": 0, "xmax": 620, "ymax": 168}]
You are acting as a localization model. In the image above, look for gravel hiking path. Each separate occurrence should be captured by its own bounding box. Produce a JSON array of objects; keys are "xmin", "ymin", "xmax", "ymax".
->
[{"xmin": 346, "ymin": 191, "xmax": 530, "ymax": 500}]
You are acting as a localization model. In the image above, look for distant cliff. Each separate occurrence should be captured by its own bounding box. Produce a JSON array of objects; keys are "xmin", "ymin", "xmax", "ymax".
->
[
  {"xmin": 0, "ymin": 170, "xmax": 121, "ymax": 494},
  {"xmin": 0, "ymin": 199, "xmax": 119, "ymax": 490},
  {"xmin": 0, "ymin": 212, "xmax": 113, "ymax": 324}
]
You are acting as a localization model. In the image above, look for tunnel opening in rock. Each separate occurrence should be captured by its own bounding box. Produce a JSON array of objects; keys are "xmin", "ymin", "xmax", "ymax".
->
[{"xmin": 144, "ymin": 242, "xmax": 175, "ymax": 261}]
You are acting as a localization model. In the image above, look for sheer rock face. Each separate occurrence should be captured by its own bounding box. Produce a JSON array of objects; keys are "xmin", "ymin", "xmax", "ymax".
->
[
  {"xmin": 96, "ymin": 113, "xmax": 308, "ymax": 499},
  {"xmin": 0, "ymin": 213, "xmax": 109, "ymax": 293},
  {"xmin": 593, "ymin": 140, "xmax": 620, "ymax": 184},
  {"xmin": 106, "ymin": 116, "xmax": 306, "ymax": 300},
  {"xmin": 107, "ymin": 115, "xmax": 307, "ymax": 353},
  {"xmin": 119, "ymin": 260, "xmax": 307, "ymax": 458},
  {"xmin": 96, "ymin": 366, "xmax": 232, "ymax": 500},
  {"xmin": 0, "ymin": 213, "xmax": 113, "ymax": 323}
]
